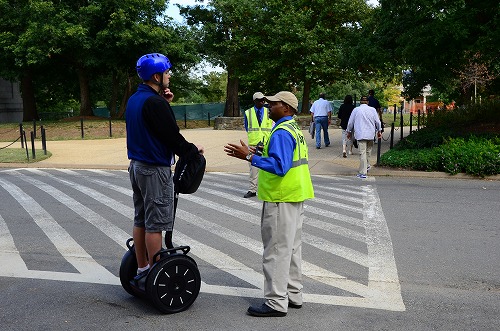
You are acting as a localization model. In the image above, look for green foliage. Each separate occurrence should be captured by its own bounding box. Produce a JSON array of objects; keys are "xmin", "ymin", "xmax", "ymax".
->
[
  {"xmin": 374, "ymin": 0, "xmax": 500, "ymax": 101},
  {"xmin": 393, "ymin": 127, "xmax": 456, "ymax": 150},
  {"xmin": 380, "ymin": 102, "xmax": 500, "ymax": 177},
  {"xmin": 437, "ymin": 137, "xmax": 500, "ymax": 177},
  {"xmin": 380, "ymin": 148, "xmax": 441, "ymax": 171}
]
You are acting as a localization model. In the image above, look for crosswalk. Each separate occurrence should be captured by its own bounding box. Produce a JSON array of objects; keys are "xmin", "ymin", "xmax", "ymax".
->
[{"xmin": 0, "ymin": 168, "xmax": 405, "ymax": 311}]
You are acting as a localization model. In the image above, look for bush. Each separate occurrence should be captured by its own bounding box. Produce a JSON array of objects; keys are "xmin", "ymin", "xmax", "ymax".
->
[
  {"xmin": 380, "ymin": 148, "xmax": 441, "ymax": 171},
  {"xmin": 437, "ymin": 137, "xmax": 500, "ymax": 177}
]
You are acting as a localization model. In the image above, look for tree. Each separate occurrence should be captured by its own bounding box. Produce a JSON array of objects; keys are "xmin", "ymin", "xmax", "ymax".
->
[
  {"xmin": 374, "ymin": 0, "xmax": 499, "ymax": 102},
  {"xmin": 180, "ymin": 0, "xmax": 371, "ymax": 116},
  {"xmin": 0, "ymin": 0, "xmax": 201, "ymax": 120}
]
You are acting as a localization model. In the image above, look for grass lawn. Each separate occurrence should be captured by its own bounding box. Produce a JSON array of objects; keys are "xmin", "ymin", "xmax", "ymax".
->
[{"xmin": 0, "ymin": 147, "xmax": 52, "ymax": 163}]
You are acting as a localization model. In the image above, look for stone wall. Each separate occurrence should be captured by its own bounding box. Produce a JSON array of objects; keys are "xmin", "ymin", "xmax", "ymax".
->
[
  {"xmin": 0, "ymin": 78, "xmax": 23, "ymax": 123},
  {"xmin": 214, "ymin": 115, "xmax": 340, "ymax": 130}
]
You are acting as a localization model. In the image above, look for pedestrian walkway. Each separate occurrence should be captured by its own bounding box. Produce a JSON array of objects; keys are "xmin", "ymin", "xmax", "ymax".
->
[{"xmin": 0, "ymin": 126, "xmax": 478, "ymax": 179}]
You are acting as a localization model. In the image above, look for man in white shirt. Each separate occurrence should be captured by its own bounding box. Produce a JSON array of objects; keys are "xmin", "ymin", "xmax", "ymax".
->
[
  {"xmin": 346, "ymin": 96, "xmax": 382, "ymax": 179},
  {"xmin": 310, "ymin": 92, "xmax": 332, "ymax": 149}
]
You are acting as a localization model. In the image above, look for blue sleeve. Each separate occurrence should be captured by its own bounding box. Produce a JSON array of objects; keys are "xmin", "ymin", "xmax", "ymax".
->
[
  {"xmin": 251, "ymin": 128, "xmax": 295, "ymax": 176},
  {"xmin": 244, "ymin": 112, "xmax": 249, "ymax": 132}
]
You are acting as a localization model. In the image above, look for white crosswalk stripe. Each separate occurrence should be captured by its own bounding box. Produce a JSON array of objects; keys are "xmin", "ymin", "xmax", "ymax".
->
[{"xmin": 0, "ymin": 168, "xmax": 405, "ymax": 311}]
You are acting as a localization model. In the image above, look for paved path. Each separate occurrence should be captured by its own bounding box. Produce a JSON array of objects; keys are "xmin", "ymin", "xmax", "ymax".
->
[{"xmin": 2, "ymin": 127, "xmax": 496, "ymax": 179}]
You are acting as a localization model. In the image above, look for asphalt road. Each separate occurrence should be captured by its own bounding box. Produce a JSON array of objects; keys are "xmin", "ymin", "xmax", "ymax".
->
[{"xmin": 0, "ymin": 169, "xmax": 498, "ymax": 331}]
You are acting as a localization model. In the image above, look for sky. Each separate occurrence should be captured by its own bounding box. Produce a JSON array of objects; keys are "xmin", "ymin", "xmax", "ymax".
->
[{"xmin": 167, "ymin": 0, "xmax": 380, "ymax": 23}]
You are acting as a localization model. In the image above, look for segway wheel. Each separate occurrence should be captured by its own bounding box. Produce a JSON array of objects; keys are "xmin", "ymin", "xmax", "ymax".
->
[
  {"xmin": 119, "ymin": 248, "xmax": 140, "ymax": 297},
  {"xmin": 146, "ymin": 254, "xmax": 201, "ymax": 314}
]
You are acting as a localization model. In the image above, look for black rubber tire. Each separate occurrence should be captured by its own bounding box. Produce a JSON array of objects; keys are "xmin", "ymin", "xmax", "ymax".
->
[
  {"xmin": 119, "ymin": 249, "xmax": 140, "ymax": 297},
  {"xmin": 146, "ymin": 254, "xmax": 201, "ymax": 314}
]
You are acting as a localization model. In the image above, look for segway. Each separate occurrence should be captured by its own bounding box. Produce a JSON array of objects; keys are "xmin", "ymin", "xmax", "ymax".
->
[{"xmin": 119, "ymin": 153, "xmax": 206, "ymax": 314}]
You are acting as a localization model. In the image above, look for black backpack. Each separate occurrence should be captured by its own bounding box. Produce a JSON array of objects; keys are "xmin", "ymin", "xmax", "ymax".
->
[{"xmin": 173, "ymin": 153, "xmax": 206, "ymax": 194}]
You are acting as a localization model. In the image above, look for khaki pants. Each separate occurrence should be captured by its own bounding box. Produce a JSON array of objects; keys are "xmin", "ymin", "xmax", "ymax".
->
[
  {"xmin": 248, "ymin": 160, "xmax": 259, "ymax": 193},
  {"xmin": 357, "ymin": 139, "xmax": 373, "ymax": 175},
  {"xmin": 261, "ymin": 201, "xmax": 304, "ymax": 312}
]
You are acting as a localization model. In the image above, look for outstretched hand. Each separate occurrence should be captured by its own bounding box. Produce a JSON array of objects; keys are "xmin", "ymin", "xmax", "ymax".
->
[{"xmin": 224, "ymin": 140, "xmax": 250, "ymax": 160}]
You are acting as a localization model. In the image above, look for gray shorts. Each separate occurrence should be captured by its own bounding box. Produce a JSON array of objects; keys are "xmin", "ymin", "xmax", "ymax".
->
[{"xmin": 129, "ymin": 160, "xmax": 174, "ymax": 232}]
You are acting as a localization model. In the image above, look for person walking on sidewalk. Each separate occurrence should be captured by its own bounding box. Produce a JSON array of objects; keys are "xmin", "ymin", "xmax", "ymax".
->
[
  {"xmin": 368, "ymin": 89, "xmax": 384, "ymax": 139},
  {"xmin": 346, "ymin": 96, "xmax": 382, "ymax": 179},
  {"xmin": 310, "ymin": 92, "xmax": 332, "ymax": 149},
  {"xmin": 224, "ymin": 91, "xmax": 314, "ymax": 317},
  {"xmin": 337, "ymin": 94, "xmax": 355, "ymax": 158},
  {"xmin": 243, "ymin": 92, "xmax": 273, "ymax": 198},
  {"xmin": 126, "ymin": 53, "xmax": 204, "ymax": 285}
]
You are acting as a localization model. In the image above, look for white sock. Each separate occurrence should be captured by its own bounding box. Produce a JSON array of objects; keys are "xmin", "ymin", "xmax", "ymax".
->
[{"xmin": 137, "ymin": 264, "xmax": 150, "ymax": 275}]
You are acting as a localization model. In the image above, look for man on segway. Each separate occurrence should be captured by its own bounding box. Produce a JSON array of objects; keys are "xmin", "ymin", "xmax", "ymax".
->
[{"xmin": 125, "ymin": 53, "xmax": 204, "ymax": 288}]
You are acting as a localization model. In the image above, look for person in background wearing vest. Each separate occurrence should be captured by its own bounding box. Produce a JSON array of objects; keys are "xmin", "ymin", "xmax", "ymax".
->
[
  {"xmin": 243, "ymin": 92, "xmax": 273, "ymax": 198},
  {"xmin": 126, "ymin": 53, "xmax": 204, "ymax": 287},
  {"xmin": 310, "ymin": 92, "xmax": 332, "ymax": 149},
  {"xmin": 346, "ymin": 96, "xmax": 382, "ymax": 179},
  {"xmin": 224, "ymin": 91, "xmax": 315, "ymax": 317}
]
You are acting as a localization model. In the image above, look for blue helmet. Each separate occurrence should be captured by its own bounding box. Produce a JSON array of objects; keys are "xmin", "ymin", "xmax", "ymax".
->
[{"xmin": 136, "ymin": 53, "xmax": 172, "ymax": 81}]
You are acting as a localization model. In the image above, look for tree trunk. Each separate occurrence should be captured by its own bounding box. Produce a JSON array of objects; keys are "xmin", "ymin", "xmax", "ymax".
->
[
  {"xmin": 116, "ymin": 75, "xmax": 133, "ymax": 119},
  {"xmin": 77, "ymin": 66, "xmax": 93, "ymax": 117},
  {"xmin": 224, "ymin": 65, "xmax": 240, "ymax": 117},
  {"xmin": 301, "ymin": 79, "xmax": 311, "ymax": 115},
  {"xmin": 20, "ymin": 70, "xmax": 38, "ymax": 121}
]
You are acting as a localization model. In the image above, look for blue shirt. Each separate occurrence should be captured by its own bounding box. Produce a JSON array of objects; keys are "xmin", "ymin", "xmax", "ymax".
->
[{"xmin": 250, "ymin": 116, "xmax": 295, "ymax": 177}]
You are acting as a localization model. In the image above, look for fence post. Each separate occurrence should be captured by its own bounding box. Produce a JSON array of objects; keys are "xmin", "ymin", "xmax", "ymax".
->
[
  {"xmin": 184, "ymin": 110, "xmax": 187, "ymax": 128},
  {"xmin": 417, "ymin": 110, "xmax": 421, "ymax": 130},
  {"xmin": 409, "ymin": 112, "xmax": 413, "ymax": 133},
  {"xmin": 80, "ymin": 118, "xmax": 84, "ymax": 139},
  {"xmin": 30, "ymin": 131, "xmax": 36, "ymax": 159},
  {"xmin": 376, "ymin": 136, "xmax": 382, "ymax": 166},
  {"xmin": 19, "ymin": 123, "xmax": 24, "ymax": 148},
  {"xmin": 33, "ymin": 119, "xmax": 37, "ymax": 139},
  {"xmin": 109, "ymin": 118, "xmax": 112, "ymax": 137},
  {"xmin": 41, "ymin": 126, "xmax": 47, "ymax": 155},
  {"xmin": 390, "ymin": 123, "xmax": 394, "ymax": 149},
  {"xmin": 393, "ymin": 104, "xmax": 397, "ymax": 123},
  {"xmin": 400, "ymin": 109, "xmax": 404, "ymax": 141},
  {"xmin": 23, "ymin": 131, "xmax": 29, "ymax": 160}
]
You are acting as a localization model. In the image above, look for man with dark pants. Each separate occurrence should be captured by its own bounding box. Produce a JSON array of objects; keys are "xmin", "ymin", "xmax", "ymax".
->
[
  {"xmin": 310, "ymin": 92, "xmax": 332, "ymax": 149},
  {"xmin": 243, "ymin": 92, "xmax": 273, "ymax": 198},
  {"xmin": 126, "ymin": 53, "xmax": 204, "ymax": 285},
  {"xmin": 224, "ymin": 91, "xmax": 314, "ymax": 317},
  {"xmin": 346, "ymin": 96, "xmax": 382, "ymax": 179}
]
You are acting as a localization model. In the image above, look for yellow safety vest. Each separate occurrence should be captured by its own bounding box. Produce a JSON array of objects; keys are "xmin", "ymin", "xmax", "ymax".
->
[
  {"xmin": 258, "ymin": 119, "xmax": 315, "ymax": 202},
  {"xmin": 245, "ymin": 107, "xmax": 273, "ymax": 146}
]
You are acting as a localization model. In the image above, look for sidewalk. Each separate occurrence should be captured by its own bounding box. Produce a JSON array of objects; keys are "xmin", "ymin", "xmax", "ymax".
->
[{"xmin": 0, "ymin": 127, "xmax": 491, "ymax": 179}]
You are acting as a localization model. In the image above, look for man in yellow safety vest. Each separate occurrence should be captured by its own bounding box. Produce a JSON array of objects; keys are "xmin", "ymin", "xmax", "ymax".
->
[
  {"xmin": 243, "ymin": 92, "xmax": 273, "ymax": 198},
  {"xmin": 225, "ymin": 91, "xmax": 314, "ymax": 317}
]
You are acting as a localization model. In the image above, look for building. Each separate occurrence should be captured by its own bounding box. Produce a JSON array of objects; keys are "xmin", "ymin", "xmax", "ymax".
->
[{"xmin": 0, "ymin": 78, "xmax": 23, "ymax": 123}]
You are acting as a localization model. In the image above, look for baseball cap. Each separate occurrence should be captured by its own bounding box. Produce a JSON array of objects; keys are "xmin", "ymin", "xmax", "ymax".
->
[
  {"xmin": 253, "ymin": 92, "xmax": 265, "ymax": 100},
  {"xmin": 264, "ymin": 91, "xmax": 298, "ymax": 111},
  {"xmin": 360, "ymin": 96, "xmax": 369, "ymax": 102}
]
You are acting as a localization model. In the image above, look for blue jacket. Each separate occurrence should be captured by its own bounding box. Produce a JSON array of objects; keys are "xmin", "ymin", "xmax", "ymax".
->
[{"xmin": 126, "ymin": 84, "xmax": 197, "ymax": 166}]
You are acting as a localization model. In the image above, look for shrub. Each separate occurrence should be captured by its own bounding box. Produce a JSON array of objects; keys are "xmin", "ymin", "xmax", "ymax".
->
[
  {"xmin": 382, "ymin": 100, "xmax": 500, "ymax": 176},
  {"xmin": 437, "ymin": 137, "xmax": 500, "ymax": 177}
]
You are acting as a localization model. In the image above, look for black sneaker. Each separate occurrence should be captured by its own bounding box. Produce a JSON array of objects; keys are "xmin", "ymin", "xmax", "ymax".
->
[
  {"xmin": 130, "ymin": 269, "xmax": 149, "ymax": 290},
  {"xmin": 244, "ymin": 191, "xmax": 256, "ymax": 198},
  {"xmin": 247, "ymin": 304, "xmax": 286, "ymax": 317}
]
